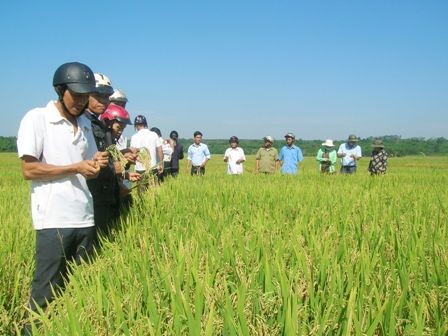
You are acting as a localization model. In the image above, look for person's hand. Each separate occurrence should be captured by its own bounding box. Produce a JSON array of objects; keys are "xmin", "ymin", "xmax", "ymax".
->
[
  {"xmin": 123, "ymin": 148, "xmax": 139, "ymax": 164},
  {"xmin": 114, "ymin": 162, "xmax": 124, "ymax": 175},
  {"xmin": 224, "ymin": 156, "xmax": 229, "ymax": 162},
  {"xmin": 77, "ymin": 160, "xmax": 100, "ymax": 179},
  {"xmin": 123, "ymin": 152, "xmax": 138, "ymax": 164},
  {"xmin": 158, "ymin": 163, "xmax": 164, "ymax": 174},
  {"xmin": 128, "ymin": 172, "xmax": 141, "ymax": 182},
  {"xmin": 93, "ymin": 151, "xmax": 109, "ymax": 168}
]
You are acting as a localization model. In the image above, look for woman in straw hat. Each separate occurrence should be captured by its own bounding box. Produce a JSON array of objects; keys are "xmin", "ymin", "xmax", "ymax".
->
[
  {"xmin": 368, "ymin": 139, "xmax": 388, "ymax": 175},
  {"xmin": 316, "ymin": 139, "xmax": 337, "ymax": 174}
]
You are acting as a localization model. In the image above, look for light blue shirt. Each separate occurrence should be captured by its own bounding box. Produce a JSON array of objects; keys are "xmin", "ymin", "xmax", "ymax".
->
[
  {"xmin": 337, "ymin": 143, "xmax": 362, "ymax": 166},
  {"xmin": 188, "ymin": 143, "xmax": 211, "ymax": 166},
  {"xmin": 278, "ymin": 145, "xmax": 303, "ymax": 174}
]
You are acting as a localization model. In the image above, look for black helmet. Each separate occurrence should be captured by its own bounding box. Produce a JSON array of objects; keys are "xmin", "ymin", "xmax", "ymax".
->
[
  {"xmin": 53, "ymin": 62, "xmax": 96, "ymax": 94},
  {"xmin": 170, "ymin": 130, "xmax": 178, "ymax": 139},
  {"xmin": 150, "ymin": 127, "xmax": 161, "ymax": 137},
  {"xmin": 229, "ymin": 136, "xmax": 239, "ymax": 144},
  {"xmin": 134, "ymin": 115, "xmax": 148, "ymax": 127}
]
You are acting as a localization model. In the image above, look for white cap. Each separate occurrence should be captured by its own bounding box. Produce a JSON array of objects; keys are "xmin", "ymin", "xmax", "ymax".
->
[
  {"xmin": 322, "ymin": 139, "xmax": 334, "ymax": 147},
  {"xmin": 263, "ymin": 135, "xmax": 274, "ymax": 143}
]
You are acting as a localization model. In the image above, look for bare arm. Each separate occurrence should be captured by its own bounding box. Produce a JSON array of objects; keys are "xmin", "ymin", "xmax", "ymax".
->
[
  {"xmin": 201, "ymin": 158, "xmax": 209, "ymax": 167},
  {"xmin": 156, "ymin": 146, "xmax": 164, "ymax": 173},
  {"xmin": 21, "ymin": 155, "xmax": 103, "ymax": 181}
]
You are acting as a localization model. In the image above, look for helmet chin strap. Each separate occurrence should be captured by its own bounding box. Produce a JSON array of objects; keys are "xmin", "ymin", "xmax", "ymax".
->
[{"xmin": 56, "ymin": 86, "xmax": 88, "ymax": 119}]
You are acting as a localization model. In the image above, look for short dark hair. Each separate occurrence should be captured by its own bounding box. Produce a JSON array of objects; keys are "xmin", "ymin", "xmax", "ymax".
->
[
  {"xmin": 194, "ymin": 131, "xmax": 202, "ymax": 137},
  {"xmin": 150, "ymin": 127, "xmax": 162, "ymax": 137}
]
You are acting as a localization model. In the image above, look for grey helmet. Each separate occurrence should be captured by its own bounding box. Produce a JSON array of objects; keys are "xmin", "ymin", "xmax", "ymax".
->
[
  {"xmin": 110, "ymin": 88, "xmax": 128, "ymax": 103},
  {"xmin": 53, "ymin": 62, "xmax": 96, "ymax": 94}
]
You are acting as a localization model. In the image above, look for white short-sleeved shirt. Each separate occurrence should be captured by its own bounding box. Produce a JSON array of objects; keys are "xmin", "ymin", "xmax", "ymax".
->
[
  {"xmin": 130, "ymin": 128, "xmax": 162, "ymax": 171},
  {"xmin": 337, "ymin": 143, "xmax": 362, "ymax": 167},
  {"xmin": 17, "ymin": 101, "xmax": 98, "ymax": 230},
  {"xmin": 224, "ymin": 147, "xmax": 246, "ymax": 174}
]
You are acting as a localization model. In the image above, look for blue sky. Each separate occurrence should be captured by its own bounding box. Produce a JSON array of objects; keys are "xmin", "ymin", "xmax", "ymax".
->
[{"xmin": 1, "ymin": 0, "xmax": 447, "ymax": 140}]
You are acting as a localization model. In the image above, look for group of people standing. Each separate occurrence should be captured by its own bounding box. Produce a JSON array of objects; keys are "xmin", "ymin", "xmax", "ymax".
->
[
  {"xmin": 192, "ymin": 132, "xmax": 388, "ymax": 176},
  {"xmin": 15, "ymin": 62, "xmax": 183, "ymax": 332},
  {"xmin": 316, "ymin": 135, "xmax": 388, "ymax": 175}
]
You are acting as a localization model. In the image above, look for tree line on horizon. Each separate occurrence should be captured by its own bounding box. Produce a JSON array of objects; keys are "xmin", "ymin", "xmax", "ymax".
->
[{"xmin": 0, "ymin": 135, "xmax": 447, "ymax": 156}]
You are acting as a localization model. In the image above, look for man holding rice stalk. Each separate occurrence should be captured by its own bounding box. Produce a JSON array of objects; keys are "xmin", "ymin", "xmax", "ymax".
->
[
  {"xmin": 99, "ymin": 104, "xmax": 141, "ymax": 207},
  {"xmin": 84, "ymin": 73, "xmax": 122, "ymax": 237},
  {"xmin": 130, "ymin": 115, "xmax": 163, "ymax": 189},
  {"xmin": 187, "ymin": 131, "xmax": 211, "ymax": 175},
  {"xmin": 17, "ymin": 62, "xmax": 109, "ymax": 324}
]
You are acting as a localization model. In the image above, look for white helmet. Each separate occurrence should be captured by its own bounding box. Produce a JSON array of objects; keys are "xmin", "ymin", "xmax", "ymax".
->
[
  {"xmin": 110, "ymin": 88, "xmax": 128, "ymax": 103},
  {"xmin": 93, "ymin": 73, "xmax": 114, "ymax": 95}
]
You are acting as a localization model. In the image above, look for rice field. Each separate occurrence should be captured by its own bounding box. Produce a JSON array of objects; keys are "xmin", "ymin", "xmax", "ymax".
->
[{"xmin": 1, "ymin": 152, "xmax": 448, "ymax": 335}]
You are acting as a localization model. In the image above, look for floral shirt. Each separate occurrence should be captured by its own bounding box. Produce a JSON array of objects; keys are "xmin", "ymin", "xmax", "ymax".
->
[{"xmin": 368, "ymin": 149, "xmax": 388, "ymax": 174}]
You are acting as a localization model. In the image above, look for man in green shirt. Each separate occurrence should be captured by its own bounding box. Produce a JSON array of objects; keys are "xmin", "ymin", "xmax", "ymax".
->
[{"xmin": 255, "ymin": 136, "xmax": 279, "ymax": 174}]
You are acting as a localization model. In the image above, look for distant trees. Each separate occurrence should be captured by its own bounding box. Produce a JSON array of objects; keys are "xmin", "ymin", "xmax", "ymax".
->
[
  {"xmin": 179, "ymin": 136, "xmax": 448, "ymax": 156},
  {"xmin": 0, "ymin": 137, "xmax": 16, "ymax": 152},
  {"xmin": 1, "ymin": 135, "xmax": 447, "ymax": 156}
]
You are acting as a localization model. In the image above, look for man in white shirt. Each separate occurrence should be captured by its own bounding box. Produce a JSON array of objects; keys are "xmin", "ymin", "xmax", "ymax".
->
[
  {"xmin": 337, "ymin": 134, "xmax": 362, "ymax": 174},
  {"xmin": 224, "ymin": 136, "xmax": 246, "ymax": 175},
  {"xmin": 130, "ymin": 115, "xmax": 163, "ymax": 176},
  {"xmin": 187, "ymin": 131, "xmax": 211, "ymax": 175},
  {"xmin": 17, "ymin": 62, "xmax": 109, "ymax": 317}
]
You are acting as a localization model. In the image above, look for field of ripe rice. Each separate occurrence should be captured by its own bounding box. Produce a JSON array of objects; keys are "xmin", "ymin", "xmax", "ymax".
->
[{"xmin": 1, "ymin": 153, "xmax": 448, "ymax": 335}]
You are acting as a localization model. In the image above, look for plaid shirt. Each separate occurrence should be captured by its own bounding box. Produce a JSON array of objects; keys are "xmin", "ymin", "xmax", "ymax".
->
[{"xmin": 368, "ymin": 149, "xmax": 388, "ymax": 174}]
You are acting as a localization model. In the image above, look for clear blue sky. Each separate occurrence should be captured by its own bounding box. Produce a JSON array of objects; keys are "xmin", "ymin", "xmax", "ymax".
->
[{"xmin": 1, "ymin": 0, "xmax": 447, "ymax": 140}]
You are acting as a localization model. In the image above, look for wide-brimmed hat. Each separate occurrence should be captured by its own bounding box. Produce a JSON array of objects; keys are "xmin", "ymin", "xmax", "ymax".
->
[
  {"xmin": 322, "ymin": 139, "xmax": 334, "ymax": 147},
  {"xmin": 284, "ymin": 132, "xmax": 295, "ymax": 139},
  {"xmin": 371, "ymin": 139, "xmax": 384, "ymax": 148},
  {"xmin": 263, "ymin": 136, "xmax": 274, "ymax": 143},
  {"xmin": 348, "ymin": 134, "xmax": 358, "ymax": 142}
]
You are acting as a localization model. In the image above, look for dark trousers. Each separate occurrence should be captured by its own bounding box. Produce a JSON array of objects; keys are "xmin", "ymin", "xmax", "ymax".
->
[
  {"xmin": 94, "ymin": 204, "xmax": 119, "ymax": 238},
  {"xmin": 191, "ymin": 166, "xmax": 205, "ymax": 176},
  {"xmin": 170, "ymin": 167, "xmax": 179, "ymax": 177},
  {"xmin": 340, "ymin": 166, "xmax": 357, "ymax": 174},
  {"xmin": 29, "ymin": 227, "xmax": 96, "ymax": 312}
]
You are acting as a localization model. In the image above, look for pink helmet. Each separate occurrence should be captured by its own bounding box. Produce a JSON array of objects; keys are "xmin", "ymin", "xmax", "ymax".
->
[{"xmin": 100, "ymin": 104, "xmax": 132, "ymax": 125}]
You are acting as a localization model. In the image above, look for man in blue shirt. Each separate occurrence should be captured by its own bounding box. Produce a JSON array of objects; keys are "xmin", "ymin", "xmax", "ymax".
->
[
  {"xmin": 278, "ymin": 133, "xmax": 304, "ymax": 174},
  {"xmin": 187, "ymin": 131, "xmax": 211, "ymax": 175}
]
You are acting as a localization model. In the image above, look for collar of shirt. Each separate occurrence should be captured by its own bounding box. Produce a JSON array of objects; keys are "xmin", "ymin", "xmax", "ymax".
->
[
  {"xmin": 47, "ymin": 101, "xmax": 66, "ymax": 124},
  {"xmin": 86, "ymin": 110, "xmax": 100, "ymax": 120}
]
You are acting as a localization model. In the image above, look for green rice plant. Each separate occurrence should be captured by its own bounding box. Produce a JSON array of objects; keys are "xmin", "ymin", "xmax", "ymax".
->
[
  {"xmin": 1, "ymin": 154, "xmax": 448, "ymax": 335},
  {"xmin": 106, "ymin": 144, "xmax": 127, "ymax": 172}
]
